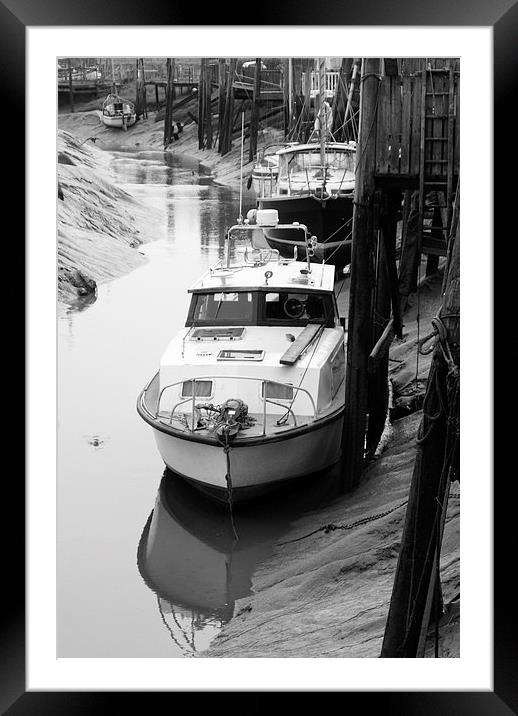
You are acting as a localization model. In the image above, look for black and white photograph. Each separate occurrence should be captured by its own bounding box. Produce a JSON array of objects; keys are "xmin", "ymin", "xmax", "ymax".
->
[
  {"xmin": 15, "ymin": 15, "xmax": 502, "ymax": 707},
  {"xmin": 56, "ymin": 53, "xmax": 462, "ymax": 661}
]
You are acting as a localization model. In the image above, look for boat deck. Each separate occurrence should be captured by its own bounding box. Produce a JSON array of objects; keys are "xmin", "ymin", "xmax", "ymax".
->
[
  {"xmin": 155, "ymin": 409, "xmax": 314, "ymax": 440},
  {"xmin": 139, "ymin": 371, "xmax": 340, "ymax": 442}
]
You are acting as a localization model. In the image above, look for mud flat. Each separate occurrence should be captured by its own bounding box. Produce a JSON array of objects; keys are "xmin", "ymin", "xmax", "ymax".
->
[
  {"xmin": 58, "ymin": 109, "xmax": 279, "ymax": 193},
  {"xmin": 57, "ymin": 128, "xmax": 163, "ymax": 306},
  {"xmin": 57, "ymin": 110, "xmax": 262, "ymax": 308}
]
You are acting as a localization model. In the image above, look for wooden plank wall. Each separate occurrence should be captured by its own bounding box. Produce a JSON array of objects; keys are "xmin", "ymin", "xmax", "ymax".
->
[{"xmin": 374, "ymin": 66, "xmax": 459, "ymax": 180}]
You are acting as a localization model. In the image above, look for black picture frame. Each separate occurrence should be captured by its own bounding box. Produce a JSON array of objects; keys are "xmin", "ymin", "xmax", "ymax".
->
[{"xmin": 8, "ymin": 0, "xmax": 508, "ymax": 712}]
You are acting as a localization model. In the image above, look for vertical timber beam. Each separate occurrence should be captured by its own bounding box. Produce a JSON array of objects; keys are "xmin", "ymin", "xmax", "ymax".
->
[
  {"xmin": 366, "ymin": 191, "xmax": 392, "ymax": 455},
  {"xmin": 164, "ymin": 58, "xmax": 174, "ymax": 148},
  {"xmin": 282, "ymin": 59, "xmax": 290, "ymax": 137},
  {"xmin": 303, "ymin": 58, "xmax": 312, "ymax": 141},
  {"xmin": 249, "ymin": 58, "xmax": 261, "ymax": 162},
  {"xmin": 205, "ymin": 60, "xmax": 213, "ymax": 149},
  {"xmin": 67, "ymin": 58, "xmax": 74, "ymax": 113},
  {"xmin": 217, "ymin": 59, "xmax": 226, "ymax": 152},
  {"xmin": 381, "ymin": 221, "xmax": 460, "ymax": 657},
  {"xmin": 221, "ymin": 58, "xmax": 236, "ymax": 156},
  {"xmin": 198, "ymin": 58, "xmax": 206, "ymax": 149},
  {"xmin": 342, "ymin": 57, "xmax": 381, "ymax": 489}
]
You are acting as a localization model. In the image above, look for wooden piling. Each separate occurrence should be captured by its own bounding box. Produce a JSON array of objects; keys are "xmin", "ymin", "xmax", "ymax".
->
[
  {"xmin": 366, "ymin": 188, "xmax": 402, "ymax": 453},
  {"xmin": 381, "ymin": 189, "xmax": 404, "ymax": 338},
  {"xmin": 249, "ymin": 58, "xmax": 261, "ymax": 162},
  {"xmin": 220, "ymin": 58, "xmax": 236, "ymax": 156},
  {"xmin": 331, "ymin": 58, "xmax": 352, "ymax": 141},
  {"xmin": 198, "ymin": 58, "xmax": 206, "ymax": 149},
  {"xmin": 205, "ymin": 60, "xmax": 213, "ymax": 149},
  {"xmin": 67, "ymin": 58, "xmax": 74, "ymax": 113},
  {"xmin": 217, "ymin": 59, "xmax": 226, "ymax": 152},
  {"xmin": 303, "ymin": 59, "xmax": 312, "ymax": 141},
  {"xmin": 164, "ymin": 58, "xmax": 174, "ymax": 148},
  {"xmin": 380, "ymin": 221, "xmax": 460, "ymax": 658},
  {"xmin": 366, "ymin": 194, "xmax": 392, "ymax": 455},
  {"xmin": 135, "ymin": 58, "xmax": 147, "ymax": 120},
  {"xmin": 342, "ymin": 58, "xmax": 382, "ymax": 488}
]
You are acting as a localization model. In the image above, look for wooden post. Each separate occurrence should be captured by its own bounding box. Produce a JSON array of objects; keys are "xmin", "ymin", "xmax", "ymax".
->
[
  {"xmin": 425, "ymin": 203, "xmax": 442, "ymax": 276},
  {"xmin": 67, "ymin": 58, "xmax": 74, "ymax": 113},
  {"xmin": 205, "ymin": 61, "xmax": 213, "ymax": 149},
  {"xmin": 398, "ymin": 189, "xmax": 421, "ymax": 312},
  {"xmin": 366, "ymin": 188, "xmax": 402, "ymax": 454},
  {"xmin": 381, "ymin": 222, "xmax": 460, "ymax": 658},
  {"xmin": 282, "ymin": 59, "xmax": 290, "ymax": 137},
  {"xmin": 141, "ymin": 59, "xmax": 147, "ymax": 119},
  {"xmin": 217, "ymin": 59, "xmax": 226, "ymax": 152},
  {"xmin": 342, "ymin": 57, "xmax": 381, "ymax": 489},
  {"xmin": 135, "ymin": 58, "xmax": 147, "ymax": 120},
  {"xmin": 382, "ymin": 189, "xmax": 404, "ymax": 338},
  {"xmin": 220, "ymin": 58, "xmax": 236, "ymax": 156},
  {"xmin": 198, "ymin": 58, "xmax": 206, "ymax": 149},
  {"xmin": 249, "ymin": 58, "xmax": 261, "ymax": 162},
  {"xmin": 164, "ymin": 58, "xmax": 174, "ymax": 148},
  {"xmin": 288, "ymin": 57, "xmax": 295, "ymax": 136},
  {"xmin": 155, "ymin": 83, "xmax": 159, "ymax": 111},
  {"xmin": 343, "ymin": 60, "xmax": 360, "ymax": 141},
  {"xmin": 331, "ymin": 58, "xmax": 352, "ymax": 141}
]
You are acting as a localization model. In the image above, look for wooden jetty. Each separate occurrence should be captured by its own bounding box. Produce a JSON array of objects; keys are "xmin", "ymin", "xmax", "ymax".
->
[{"xmin": 334, "ymin": 56, "xmax": 460, "ymax": 658}]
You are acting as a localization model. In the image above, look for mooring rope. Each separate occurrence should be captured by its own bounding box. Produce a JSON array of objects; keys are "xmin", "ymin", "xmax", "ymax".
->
[
  {"xmin": 399, "ymin": 312, "xmax": 460, "ymax": 653},
  {"xmin": 221, "ymin": 430, "xmax": 239, "ymax": 542}
]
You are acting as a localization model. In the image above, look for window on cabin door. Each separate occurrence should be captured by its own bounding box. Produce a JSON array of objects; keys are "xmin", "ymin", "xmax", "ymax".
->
[{"xmin": 189, "ymin": 292, "xmax": 255, "ymax": 325}]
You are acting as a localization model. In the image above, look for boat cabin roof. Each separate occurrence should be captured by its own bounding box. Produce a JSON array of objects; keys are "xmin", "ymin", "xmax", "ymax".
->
[{"xmin": 189, "ymin": 259, "xmax": 336, "ymax": 293}]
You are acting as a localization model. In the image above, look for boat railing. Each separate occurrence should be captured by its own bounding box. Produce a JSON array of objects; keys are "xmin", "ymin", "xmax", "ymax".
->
[
  {"xmin": 155, "ymin": 375, "xmax": 317, "ymax": 436},
  {"xmin": 225, "ymin": 220, "xmax": 315, "ymax": 272}
]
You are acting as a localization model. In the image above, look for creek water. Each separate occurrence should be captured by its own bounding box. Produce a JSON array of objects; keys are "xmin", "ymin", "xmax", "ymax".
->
[{"xmin": 57, "ymin": 148, "xmax": 345, "ymax": 657}]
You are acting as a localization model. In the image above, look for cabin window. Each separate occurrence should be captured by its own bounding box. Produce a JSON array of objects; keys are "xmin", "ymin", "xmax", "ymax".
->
[
  {"xmin": 189, "ymin": 291, "xmax": 255, "ymax": 325},
  {"xmin": 186, "ymin": 290, "xmax": 336, "ymax": 327},
  {"xmin": 262, "ymin": 292, "xmax": 335, "ymax": 326},
  {"xmin": 279, "ymin": 150, "xmax": 355, "ymax": 180},
  {"xmin": 181, "ymin": 380, "xmax": 213, "ymax": 398},
  {"xmin": 262, "ymin": 381, "xmax": 294, "ymax": 401}
]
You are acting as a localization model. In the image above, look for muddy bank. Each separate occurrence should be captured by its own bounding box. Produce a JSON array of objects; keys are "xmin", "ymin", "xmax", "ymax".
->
[
  {"xmin": 200, "ymin": 273, "xmax": 459, "ymax": 659},
  {"xmin": 57, "ymin": 109, "xmax": 260, "ymax": 307},
  {"xmin": 57, "ymin": 129, "xmax": 163, "ymax": 306},
  {"xmin": 200, "ymin": 413, "xmax": 459, "ymax": 659},
  {"xmin": 58, "ymin": 108, "xmax": 278, "ymax": 194}
]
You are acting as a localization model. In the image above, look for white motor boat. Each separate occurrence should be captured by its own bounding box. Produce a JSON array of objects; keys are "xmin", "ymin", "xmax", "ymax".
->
[
  {"xmin": 101, "ymin": 93, "xmax": 137, "ymax": 130},
  {"xmin": 137, "ymin": 209, "xmax": 346, "ymax": 502}
]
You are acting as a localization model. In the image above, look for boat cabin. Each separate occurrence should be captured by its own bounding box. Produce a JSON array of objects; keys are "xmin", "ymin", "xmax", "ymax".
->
[{"xmin": 275, "ymin": 142, "xmax": 356, "ymax": 197}]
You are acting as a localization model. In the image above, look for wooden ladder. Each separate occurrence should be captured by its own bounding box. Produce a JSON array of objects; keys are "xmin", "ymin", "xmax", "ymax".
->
[{"xmin": 418, "ymin": 62, "xmax": 459, "ymax": 261}]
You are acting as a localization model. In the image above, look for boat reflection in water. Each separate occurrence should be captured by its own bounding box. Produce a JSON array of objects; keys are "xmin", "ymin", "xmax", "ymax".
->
[{"xmin": 137, "ymin": 464, "xmax": 345, "ymax": 655}]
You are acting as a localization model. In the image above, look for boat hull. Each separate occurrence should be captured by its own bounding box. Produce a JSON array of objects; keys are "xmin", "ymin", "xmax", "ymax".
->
[
  {"xmin": 101, "ymin": 114, "xmax": 137, "ymax": 128},
  {"xmin": 143, "ymin": 408, "xmax": 344, "ymax": 502},
  {"xmin": 258, "ymin": 194, "xmax": 353, "ymax": 269}
]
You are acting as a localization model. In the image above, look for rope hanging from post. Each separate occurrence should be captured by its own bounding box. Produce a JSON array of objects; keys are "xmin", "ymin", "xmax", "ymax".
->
[{"xmin": 398, "ymin": 315, "xmax": 459, "ymax": 654}]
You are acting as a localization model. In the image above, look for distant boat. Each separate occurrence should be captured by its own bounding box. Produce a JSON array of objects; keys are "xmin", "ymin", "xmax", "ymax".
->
[
  {"xmin": 101, "ymin": 93, "xmax": 137, "ymax": 130},
  {"xmin": 257, "ymin": 138, "xmax": 356, "ymax": 271},
  {"xmin": 257, "ymin": 59, "xmax": 357, "ymax": 272}
]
